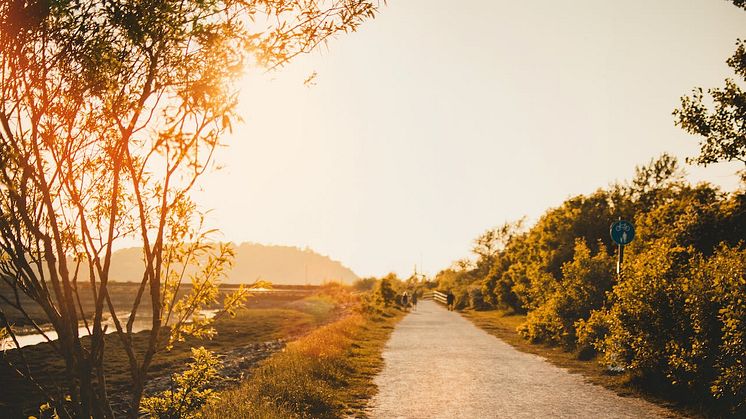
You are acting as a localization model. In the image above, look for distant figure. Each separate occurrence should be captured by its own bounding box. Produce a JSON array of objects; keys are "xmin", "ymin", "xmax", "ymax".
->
[
  {"xmin": 446, "ymin": 290, "xmax": 455, "ymax": 311},
  {"xmin": 411, "ymin": 291, "xmax": 418, "ymax": 311},
  {"xmin": 402, "ymin": 291, "xmax": 409, "ymax": 310}
]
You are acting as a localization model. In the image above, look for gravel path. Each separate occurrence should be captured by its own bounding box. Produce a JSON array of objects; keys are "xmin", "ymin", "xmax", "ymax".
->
[{"xmin": 366, "ymin": 300, "xmax": 680, "ymax": 419}]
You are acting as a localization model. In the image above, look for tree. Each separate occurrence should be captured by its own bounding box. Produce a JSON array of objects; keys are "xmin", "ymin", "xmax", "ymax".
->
[
  {"xmin": 674, "ymin": 2, "xmax": 746, "ymax": 167},
  {"xmin": 375, "ymin": 274, "xmax": 397, "ymax": 307},
  {"xmin": 0, "ymin": 0, "xmax": 380, "ymax": 417},
  {"xmin": 471, "ymin": 218, "xmax": 524, "ymax": 278},
  {"xmin": 629, "ymin": 153, "xmax": 685, "ymax": 210}
]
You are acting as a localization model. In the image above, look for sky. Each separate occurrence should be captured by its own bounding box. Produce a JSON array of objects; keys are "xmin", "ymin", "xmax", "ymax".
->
[{"xmin": 192, "ymin": 0, "xmax": 746, "ymax": 279}]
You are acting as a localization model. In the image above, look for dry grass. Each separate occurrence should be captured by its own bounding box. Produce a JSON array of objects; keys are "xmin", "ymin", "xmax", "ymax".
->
[
  {"xmin": 0, "ymin": 291, "xmax": 333, "ymax": 417},
  {"xmin": 205, "ymin": 307, "xmax": 402, "ymax": 419}
]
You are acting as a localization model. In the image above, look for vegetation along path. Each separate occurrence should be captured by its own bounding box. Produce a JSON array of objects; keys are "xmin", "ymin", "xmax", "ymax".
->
[{"xmin": 367, "ymin": 300, "xmax": 679, "ymax": 419}]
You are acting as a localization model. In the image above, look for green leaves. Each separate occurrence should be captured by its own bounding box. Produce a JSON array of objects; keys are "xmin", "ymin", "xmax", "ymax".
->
[
  {"xmin": 582, "ymin": 243, "xmax": 746, "ymax": 412},
  {"xmin": 674, "ymin": 37, "xmax": 746, "ymax": 167},
  {"xmin": 0, "ymin": 0, "xmax": 381, "ymax": 416},
  {"xmin": 518, "ymin": 239, "xmax": 614, "ymax": 347},
  {"xmin": 140, "ymin": 346, "xmax": 221, "ymax": 419}
]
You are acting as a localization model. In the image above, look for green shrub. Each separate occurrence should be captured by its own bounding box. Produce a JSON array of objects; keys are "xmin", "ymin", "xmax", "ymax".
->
[
  {"xmin": 141, "ymin": 347, "xmax": 220, "ymax": 419},
  {"xmin": 585, "ymin": 241, "xmax": 746, "ymax": 414},
  {"xmin": 518, "ymin": 240, "xmax": 614, "ymax": 346},
  {"xmin": 352, "ymin": 277, "xmax": 377, "ymax": 291},
  {"xmin": 454, "ymin": 288, "xmax": 470, "ymax": 310},
  {"xmin": 696, "ymin": 245, "xmax": 746, "ymax": 412},
  {"xmin": 518, "ymin": 298, "xmax": 566, "ymax": 344},
  {"xmin": 594, "ymin": 240, "xmax": 692, "ymax": 374},
  {"xmin": 374, "ymin": 275, "xmax": 397, "ymax": 307},
  {"xmin": 467, "ymin": 285, "xmax": 491, "ymax": 310}
]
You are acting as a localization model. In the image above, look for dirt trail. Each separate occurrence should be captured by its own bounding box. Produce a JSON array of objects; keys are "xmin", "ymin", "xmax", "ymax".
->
[{"xmin": 366, "ymin": 300, "xmax": 680, "ymax": 419}]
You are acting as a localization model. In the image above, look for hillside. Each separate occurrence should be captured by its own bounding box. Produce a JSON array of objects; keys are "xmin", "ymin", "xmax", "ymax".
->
[
  {"xmin": 97, "ymin": 243, "xmax": 358, "ymax": 285},
  {"xmin": 227, "ymin": 242, "xmax": 358, "ymax": 284}
]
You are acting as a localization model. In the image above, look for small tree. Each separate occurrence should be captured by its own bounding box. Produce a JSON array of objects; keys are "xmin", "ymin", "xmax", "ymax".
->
[
  {"xmin": 0, "ymin": 1, "xmax": 380, "ymax": 417},
  {"xmin": 375, "ymin": 274, "xmax": 397, "ymax": 307}
]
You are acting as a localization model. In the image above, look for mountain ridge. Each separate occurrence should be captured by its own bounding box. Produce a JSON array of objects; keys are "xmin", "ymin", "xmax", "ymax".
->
[{"xmin": 102, "ymin": 242, "xmax": 358, "ymax": 285}]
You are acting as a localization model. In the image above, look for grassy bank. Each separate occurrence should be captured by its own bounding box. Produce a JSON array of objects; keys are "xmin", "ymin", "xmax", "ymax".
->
[
  {"xmin": 463, "ymin": 309, "xmax": 704, "ymax": 418},
  {"xmin": 0, "ymin": 290, "xmax": 335, "ymax": 417},
  {"xmin": 205, "ymin": 306, "xmax": 402, "ymax": 418}
]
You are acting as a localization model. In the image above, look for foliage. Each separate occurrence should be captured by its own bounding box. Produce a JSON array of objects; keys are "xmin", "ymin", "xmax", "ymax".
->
[
  {"xmin": 140, "ymin": 347, "xmax": 220, "ymax": 419},
  {"xmin": 372, "ymin": 274, "xmax": 398, "ymax": 307},
  {"xmin": 518, "ymin": 240, "xmax": 614, "ymax": 347},
  {"xmin": 352, "ymin": 277, "xmax": 377, "ymax": 292},
  {"xmin": 674, "ymin": 30, "xmax": 746, "ymax": 166},
  {"xmin": 471, "ymin": 219, "xmax": 525, "ymax": 278},
  {"xmin": 466, "ymin": 285, "xmax": 490, "ymax": 311},
  {"xmin": 437, "ymin": 151, "xmax": 746, "ymax": 414},
  {"xmin": 355, "ymin": 273, "xmax": 420, "ymax": 316},
  {"xmin": 629, "ymin": 153, "xmax": 686, "ymax": 210},
  {"xmin": 0, "ymin": 0, "xmax": 380, "ymax": 416},
  {"xmin": 582, "ymin": 243, "xmax": 746, "ymax": 414},
  {"xmin": 705, "ymin": 245, "xmax": 746, "ymax": 411},
  {"xmin": 28, "ymin": 401, "xmax": 62, "ymax": 419}
]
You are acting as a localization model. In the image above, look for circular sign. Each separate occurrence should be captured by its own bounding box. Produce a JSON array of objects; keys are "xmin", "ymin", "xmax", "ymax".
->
[{"xmin": 610, "ymin": 220, "xmax": 635, "ymax": 245}]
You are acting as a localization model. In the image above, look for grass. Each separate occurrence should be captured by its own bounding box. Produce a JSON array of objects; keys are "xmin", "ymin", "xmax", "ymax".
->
[
  {"xmin": 0, "ymin": 290, "xmax": 336, "ymax": 417},
  {"xmin": 204, "ymin": 305, "xmax": 403, "ymax": 419},
  {"xmin": 462, "ymin": 309, "xmax": 704, "ymax": 418}
]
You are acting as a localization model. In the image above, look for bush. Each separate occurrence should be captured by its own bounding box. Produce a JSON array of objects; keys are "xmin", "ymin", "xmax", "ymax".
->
[
  {"xmin": 585, "ymin": 241, "xmax": 746, "ymax": 414},
  {"xmin": 518, "ymin": 298, "xmax": 566, "ymax": 344},
  {"xmin": 694, "ymin": 245, "xmax": 746, "ymax": 412},
  {"xmin": 373, "ymin": 275, "xmax": 397, "ymax": 307},
  {"xmin": 594, "ymin": 240, "xmax": 692, "ymax": 374},
  {"xmin": 141, "ymin": 347, "xmax": 220, "ymax": 419},
  {"xmin": 518, "ymin": 240, "xmax": 614, "ymax": 347},
  {"xmin": 454, "ymin": 288, "xmax": 470, "ymax": 310},
  {"xmin": 467, "ymin": 285, "xmax": 491, "ymax": 310},
  {"xmin": 352, "ymin": 277, "xmax": 377, "ymax": 292}
]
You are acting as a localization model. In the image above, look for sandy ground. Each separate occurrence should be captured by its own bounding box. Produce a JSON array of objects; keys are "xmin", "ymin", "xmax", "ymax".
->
[{"xmin": 366, "ymin": 300, "xmax": 681, "ymax": 419}]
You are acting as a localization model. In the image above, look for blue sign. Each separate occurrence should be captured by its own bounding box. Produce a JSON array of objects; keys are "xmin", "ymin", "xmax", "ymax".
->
[{"xmin": 610, "ymin": 220, "xmax": 635, "ymax": 245}]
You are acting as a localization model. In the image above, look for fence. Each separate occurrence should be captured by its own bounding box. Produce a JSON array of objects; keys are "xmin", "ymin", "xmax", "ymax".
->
[{"xmin": 431, "ymin": 290, "xmax": 447, "ymax": 305}]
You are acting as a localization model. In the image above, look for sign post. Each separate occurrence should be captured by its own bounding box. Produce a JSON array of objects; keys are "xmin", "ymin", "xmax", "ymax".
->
[{"xmin": 610, "ymin": 220, "xmax": 635, "ymax": 275}]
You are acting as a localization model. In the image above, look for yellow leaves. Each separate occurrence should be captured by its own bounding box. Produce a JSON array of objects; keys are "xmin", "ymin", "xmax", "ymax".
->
[
  {"xmin": 141, "ymin": 346, "xmax": 221, "ymax": 418},
  {"xmin": 161, "ymin": 220, "xmax": 251, "ymax": 351},
  {"xmin": 222, "ymin": 283, "xmax": 251, "ymax": 317},
  {"xmin": 28, "ymin": 401, "xmax": 60, "ymax": 419}
]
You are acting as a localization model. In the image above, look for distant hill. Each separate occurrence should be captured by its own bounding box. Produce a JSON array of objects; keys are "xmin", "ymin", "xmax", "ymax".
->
[
  {"xmin": 226, "ymin": 242, "xmax": 358, "ymax": 285},
  {"xmin": 98, "ymin": 242, "xmax": 357, "ymax": 285}
]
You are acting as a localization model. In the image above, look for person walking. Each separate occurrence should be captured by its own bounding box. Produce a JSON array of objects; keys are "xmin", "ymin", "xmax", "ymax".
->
[
  {"xmin": 446, "ymin": 290, "xmax": 455, "ymax": 311},
  {"xmin": 411, "ymin": 291, "xmax": 418, "ymax": 311},
  {"xmin": 401, "ymin": 291, "xmax": 409, "ymax": 310}
]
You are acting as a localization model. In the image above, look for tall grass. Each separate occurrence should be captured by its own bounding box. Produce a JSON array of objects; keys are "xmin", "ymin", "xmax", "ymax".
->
[{"xmin": 205, "ymin": 306, "xmax": 400, "ymax": 418}]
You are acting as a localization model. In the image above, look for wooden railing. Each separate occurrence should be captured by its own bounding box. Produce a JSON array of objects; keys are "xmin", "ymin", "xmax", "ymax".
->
[
  {"xmin": 432, "ymin": 290, "xmax": 448, "ymax": 305},
  {"xmin": 421, "ymin": 290, "xmax": 448, "ymax": 305}
]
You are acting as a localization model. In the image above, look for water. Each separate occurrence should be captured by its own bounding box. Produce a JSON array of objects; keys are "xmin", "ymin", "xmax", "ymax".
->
[{"xmin": 1, "ymin": 309, "xmax": 219, "ymax": 349}]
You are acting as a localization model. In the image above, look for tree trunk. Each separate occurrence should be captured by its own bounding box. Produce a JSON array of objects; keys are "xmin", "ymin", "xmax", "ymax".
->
[{"xmin": 127, "ymin": 375, "xmax": 145, "ymax": 419}]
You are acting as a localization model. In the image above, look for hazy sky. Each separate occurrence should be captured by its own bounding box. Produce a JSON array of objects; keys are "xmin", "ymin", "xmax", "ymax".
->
[{"xmin": 192, "ymin": 0, "xmax": 746, "ymax": 278}]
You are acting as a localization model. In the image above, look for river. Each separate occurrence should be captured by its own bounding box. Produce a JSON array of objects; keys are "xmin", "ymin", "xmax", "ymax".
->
[{"xmin": 1, "ymin": 309, "xmax": 219, "ymax": 349}]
